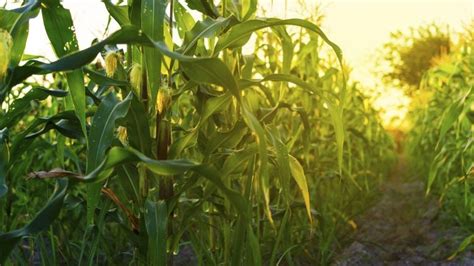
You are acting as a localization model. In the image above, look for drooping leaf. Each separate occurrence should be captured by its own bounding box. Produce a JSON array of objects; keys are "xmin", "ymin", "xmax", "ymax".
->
[
  {"xmin": 73, "ymin": 147, "xmax": 248, "ymax": 218},
  {"xmin": 214, "ymin": 18, "xmax": 343, "ymax": 66},
  {"xmin": 25, "ymin": 115, "xmax": 83, "ymax": 140}
]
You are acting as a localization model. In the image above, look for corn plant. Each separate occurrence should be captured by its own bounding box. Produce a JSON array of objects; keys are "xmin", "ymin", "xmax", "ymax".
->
[
  {"xmin": 0, "ymin": 0, "xmax": 394, "ymax": 264},
  {"xmin": 406, "ymin": 29, "xmax": 473, "ymax": 256}
]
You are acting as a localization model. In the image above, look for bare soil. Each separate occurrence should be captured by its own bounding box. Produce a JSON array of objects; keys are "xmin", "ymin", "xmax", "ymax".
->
[{"xmin": 334, "ymin": 155, "xmax": 474, "ymax": 266}]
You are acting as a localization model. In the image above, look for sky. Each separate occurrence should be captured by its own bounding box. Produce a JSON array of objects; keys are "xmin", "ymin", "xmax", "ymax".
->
[
  {"xmin": 3, "ymin": 0, "xmax": 470, "ymax": 71},
  {"xmin": 2, "ymin": 0, "xmax": 473, "ymax": 126}
]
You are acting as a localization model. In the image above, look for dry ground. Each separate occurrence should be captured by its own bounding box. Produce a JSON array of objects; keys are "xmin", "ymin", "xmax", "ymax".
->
[{"xmin": 334, "ymin": 155, "xmax": 474, "ymax": 266}]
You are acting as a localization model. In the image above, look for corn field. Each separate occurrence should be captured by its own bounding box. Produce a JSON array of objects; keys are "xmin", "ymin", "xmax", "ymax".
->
[
  {"xmin": 0, "ymin": 0, "xmax": 472, "ymax": 265},
  {"xmin": 406, "ymin": 30, "xmax": 474, "ymax": 259}
]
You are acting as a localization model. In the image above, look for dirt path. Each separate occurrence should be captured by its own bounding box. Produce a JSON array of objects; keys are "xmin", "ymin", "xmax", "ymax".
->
[{"xmin": 334, "ymin": 155, "xmax": 474, "ymax": 266}]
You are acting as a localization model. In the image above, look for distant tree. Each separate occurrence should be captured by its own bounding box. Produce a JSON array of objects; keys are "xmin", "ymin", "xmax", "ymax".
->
[{"xmin": 381, "ymin": 23, "xmax": 450, "ymax": 92}]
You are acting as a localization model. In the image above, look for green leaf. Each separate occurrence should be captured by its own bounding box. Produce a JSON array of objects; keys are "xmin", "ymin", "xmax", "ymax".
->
[
  {"xmin": 327, "ymin": 100, "xmax": 345, "ymax": 175},
  {"xmin": 9, "ymin": 18, "xmax": 29, "ymax": 67},
  {"xmin": 11, "ymin": 25, "xmax": 240, "ymax": 100},
  {"xmin": 84, "ymin": 67, "xmax": 129, "ymax": 87},
  {"xmin": 205, "ymin": 123, "xmax": 248, "ymax": 156},
  {"xmin": 78, "ymin": 147, "xmax": 249, "ymax": 218},
  {"xmin": 238, "ymin": 74, "xmax": 317, "ymax": 96},
  {"xmin": 184, "ymin": 0, "xmax": 219, "ymax": 18},
  {"xmin": 180, "ymin": 58, "xmax": 240, "ymax": 98},
  {"xmin": 0, "ymin": 128, "xmax": 8, "ymax": 198},
  {"xmin": 87, "ymin": 92, "xmax": 133, "ymax": 171},
  {"xmin": 8, "ymin": 114, "xmax": 64, "ymax": 164},
  {"xmin": 168, "ymin": 130, "xmax": 197, "ymax": 159},
  {"xmin": 169, "ymin": 93, "xmax": 232, "ymax": 158},
  {"xmin": 0, "ymin": 4, "xmax": 39, "ymax": 102},
  {"xmin": 438, "ymin": 88, "xmax": 471, "ymax": 145},
  {"xmin": 42, "ymin": 0, "xmax": 87, "ymax": 139},
  {"xmin": 125, "ymin": 96, "xmax": 152, "ymax": 156},
  {"xmin": 242, "ymin": 106, "xmax": 272, "ymax": 223},
  {"xmin": 141, "ymin": 0, "xmax": 166, "ymax": 104},
  {"xmin": 214, "ymin": 18, "xmax": 342, "ymax": 65},
  {"xmin": 9, "ymin": 110, "xmax": 82, "ymax": 142},
  {"xmin": 236, "ymin": 0, "xmax": 258, "ymax": 21},
  {"xmin": 25, "ymin": 115, "xmax": 82, "ymax": 140},
  {"xmin": 0, "ymin": 87, "xmax": 67, "ymax": 129},
  {"xmin": 0, "ymin": 179, "xmax": 68, "ymax": 264},
  {"xmin": 0, "ymin": 10, "xmax": 20, "ymax": 31},
  {"xmin": 145, "ymin": 200, "xmax": 168, "ymax": 266},
  {"xmin": 269, "ymin": 127, "xmax": 291, "ymax": 205},
  {"xmin": 174, "ymin": 1, "xmax": 196, "ymax": 39},
  {"xmin": 181, "ymin": 17, "xmax": 232, "ymax": 54},
  {"xmin": 447, "ymin": 234, "xmax": 474, "ymax": 260},
  {"xmin": 8, "ymin": 0, "xmax": 39, "ymax": 67},
  {"xmin": 86, "ymin": 92, "xmax": 133, "ymax": 224},
  {"xmin": 200, "ymin": 92, "xmax": 233, "ymax": 123},
  {"xmin": 222, "ymin": 145, "xmax": 257, "ymax": 176},
  {"xmin": 246, "ymin": 227, "xmax": 262, "ymax": 265},
  {"xmin": 103, "ymin": 0, "xmax": 130, "ymax": 26}
]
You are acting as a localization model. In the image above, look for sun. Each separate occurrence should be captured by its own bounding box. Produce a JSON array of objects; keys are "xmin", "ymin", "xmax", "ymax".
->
[{"xmin": 372, "ymin": 87, "xmax": 411, "ymax": 130}]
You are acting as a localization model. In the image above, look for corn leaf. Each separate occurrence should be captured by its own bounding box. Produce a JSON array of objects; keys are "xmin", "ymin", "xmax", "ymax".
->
[
  {"xmin": 0, "ymin": 128, "xmax": 8, "ymax": 198},
  {"xmin": 289, "ymin": 155, "xmax": 312, "ymax": 223},
  {"xmin": 142, "ymin": 0, "xmax": 166, "ymax": 105},
  {"xmin": 0, "ymin": 179, "xmax": 68, "ymax": 264},
  {"xmin": 79, "ymin": 147, "xmax": 249, "ymax": 218},
  {"xmin": 41, "ymin": 0, "xmax": 87, "ymax": 138},
  {"xmin": 145, "ymin": 200, "xmax": 168, "ymax": 266},
  {"xmin": 86, "ymin": 92, "xmax": 133, "ymax": 224},
  {"xmin": 103, "ymin": 0, "xmax": 130, "ymax": 26}
]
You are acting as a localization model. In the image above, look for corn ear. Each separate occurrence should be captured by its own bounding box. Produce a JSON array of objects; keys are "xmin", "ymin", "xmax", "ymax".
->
[
  {"xmin": 129, "ymin": 64, "xmax": 143, "ymax": 96},
  {"xmin": 156, "ymin": 88, "xmax": 171, "ymax": 115},
  {"xmin": 0, "ymin": 29, "xmax": 13, "ymax": 78},
  {"xmin": 104, "ymin": 51, "xmax": 120, "ymax": 77}
]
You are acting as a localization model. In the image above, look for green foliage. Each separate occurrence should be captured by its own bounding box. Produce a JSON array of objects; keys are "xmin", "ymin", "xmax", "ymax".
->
[
  {"xmin": 382, "ymin": 23, "xmax": 451, "ymax": 90},
  {"xmin": 406, "ymin": 30, "xmax": 473, "ymax": 256},
  {"xmin": 0, "ymin": 0, "xmax": 393, "ymax": 264}
]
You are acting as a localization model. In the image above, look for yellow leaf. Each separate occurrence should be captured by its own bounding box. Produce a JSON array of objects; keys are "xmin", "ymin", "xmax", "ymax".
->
[
  {"xmin": 289, "ymin": 155, "xmax": 312, "ymax": 223},
  {"xmin": 348, "ymin": 219, "xmax": 357, "ymax": 230}
]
